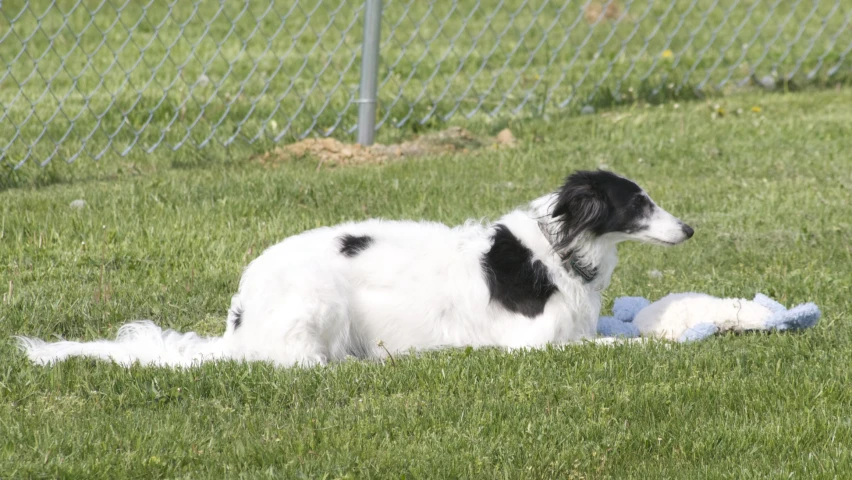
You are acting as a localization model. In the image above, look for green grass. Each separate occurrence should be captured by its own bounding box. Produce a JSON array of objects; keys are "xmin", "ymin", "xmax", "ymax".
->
[{"xmin": 2, "ymin": 88, "xmax": 851, "ymax": 478}]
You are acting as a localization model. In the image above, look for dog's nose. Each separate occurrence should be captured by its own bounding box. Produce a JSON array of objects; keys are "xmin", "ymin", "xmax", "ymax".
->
[{"xmin": 681, "ymin": 224, "xmax": 694, "ymax": 239}]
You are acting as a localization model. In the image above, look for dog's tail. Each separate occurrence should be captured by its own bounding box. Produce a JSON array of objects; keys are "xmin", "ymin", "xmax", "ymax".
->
[{"xmin": 15, "ymin": 321, "xmax": 229, "ymax": 367}]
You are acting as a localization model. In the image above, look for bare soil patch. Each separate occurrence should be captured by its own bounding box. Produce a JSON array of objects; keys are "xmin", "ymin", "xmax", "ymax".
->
[
  {"xmin": 256, "ymin": 127, "xmax": 516, "ymax": 168},
  {"xmin": 584, "ymin": 2, "xmax": 623, "ymax": 23}
]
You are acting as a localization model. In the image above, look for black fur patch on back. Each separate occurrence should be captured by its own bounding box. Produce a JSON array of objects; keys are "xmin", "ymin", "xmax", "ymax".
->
[
  {"xmin": 232, "ymin": 307, "xmax": 243, "ymax": 330},
  {"xmin": 339, "ymin": 234, "xmax": 374, "ymax": 257},
  {"xmin": 481, "ymin": 224, "xmax": 558, "ymax": 318}
]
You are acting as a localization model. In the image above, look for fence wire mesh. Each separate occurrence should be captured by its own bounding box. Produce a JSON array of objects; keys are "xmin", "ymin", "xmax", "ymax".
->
[{"xmin": 1, "ymin": 0, "xmax": 850, "ymax": 169}]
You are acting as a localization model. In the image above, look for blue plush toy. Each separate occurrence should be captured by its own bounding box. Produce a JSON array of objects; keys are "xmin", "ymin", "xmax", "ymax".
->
[{"xmin": 598, "ymin": 292, "xmax": 820, "ymax": 342}]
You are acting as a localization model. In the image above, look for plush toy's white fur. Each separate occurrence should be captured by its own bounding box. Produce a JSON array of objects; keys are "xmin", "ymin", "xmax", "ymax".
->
[
  {"xmin": 597, "ymin": 292, "xmax": 821, "ymax": 342},
  {"xmin": 633, "ymin": 293, "xmax": 773, "ymax": 340}
]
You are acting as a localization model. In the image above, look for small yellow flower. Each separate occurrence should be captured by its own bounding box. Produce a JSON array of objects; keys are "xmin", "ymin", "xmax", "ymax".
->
[
  {"xmin": 751, "ymin": 106, "xmax": 762, "ymax": 113},
  {"xmin": 708, "ymin": 103, "xmax": 726, "ymax": 119},
  {"xmin": 661, "ymin": 49, "xmax": 673, "ymax": 59}
]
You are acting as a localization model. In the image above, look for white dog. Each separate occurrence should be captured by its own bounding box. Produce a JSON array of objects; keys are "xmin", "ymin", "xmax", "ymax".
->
[{"xmin": 18, "ymin": 170, "xmax": 693, "ymax": 367}]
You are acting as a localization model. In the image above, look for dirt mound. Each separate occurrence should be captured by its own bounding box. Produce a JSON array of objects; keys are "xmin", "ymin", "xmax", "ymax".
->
[
  {"xmin": 584, "ymin": 2, "xmax": 622, "ymax": 23},
  {"xmin": 256, "ymin": 127, "xmax": 516, "ymax": 168}
]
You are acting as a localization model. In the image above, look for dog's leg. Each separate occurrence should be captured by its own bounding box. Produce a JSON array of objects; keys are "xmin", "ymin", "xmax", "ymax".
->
[{"xmin": 230, "ymin": 289, "xmax": 353, "ymax": 367}]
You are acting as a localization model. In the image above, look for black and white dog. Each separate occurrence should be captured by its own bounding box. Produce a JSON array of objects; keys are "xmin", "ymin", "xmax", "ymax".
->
[{"xmin": 19, "ymin": 170, "xmax": 693, "ymax": 367}]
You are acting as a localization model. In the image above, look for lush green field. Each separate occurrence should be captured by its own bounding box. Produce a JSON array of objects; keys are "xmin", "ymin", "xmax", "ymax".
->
[{"xmin": 2, "ymin": 88, "xmax": 851, "ymax": 478}]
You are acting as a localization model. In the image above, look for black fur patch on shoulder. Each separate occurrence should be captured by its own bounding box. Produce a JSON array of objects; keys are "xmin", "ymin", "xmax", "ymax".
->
[
  {"xmin": 481, "ymin": 224, "xmax": 558, "ymax": 318},
  {"xmin": 339, "ymin": 234, "xmax": 373, "ymax": 257}
]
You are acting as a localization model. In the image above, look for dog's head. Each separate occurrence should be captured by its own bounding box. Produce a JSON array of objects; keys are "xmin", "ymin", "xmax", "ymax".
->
[{"xmin": 550, "ymin": 170, "xmax": 693, "ymax": 249}]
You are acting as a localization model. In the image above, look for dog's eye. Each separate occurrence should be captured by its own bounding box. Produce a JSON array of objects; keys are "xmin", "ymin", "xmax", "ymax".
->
[{"xmin": 632, "ymin": 195, "xmax": 655, "ymax": 215}]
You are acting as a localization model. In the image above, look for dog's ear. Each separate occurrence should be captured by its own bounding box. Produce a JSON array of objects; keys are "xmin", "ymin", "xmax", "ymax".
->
[{"xmin": 551, "ymin": 173, "xmax": 610, "ymax": 248}]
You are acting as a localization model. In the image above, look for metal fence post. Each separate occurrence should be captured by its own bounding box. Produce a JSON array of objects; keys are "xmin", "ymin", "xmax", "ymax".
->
[{"xmin": 357, "ymin": 0, "xmax": 383, "ymax": 146}]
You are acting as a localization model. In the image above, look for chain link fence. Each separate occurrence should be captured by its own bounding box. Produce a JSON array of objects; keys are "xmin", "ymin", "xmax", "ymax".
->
[{"xmin": 1, "ymin": 0, "xmax": 850, "ymax": 169}]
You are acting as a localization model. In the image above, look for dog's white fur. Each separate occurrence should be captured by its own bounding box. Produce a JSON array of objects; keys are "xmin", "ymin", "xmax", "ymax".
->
[{"xmin": 18, "ymin": 173, "xmax": 691, "ymax": 367}]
